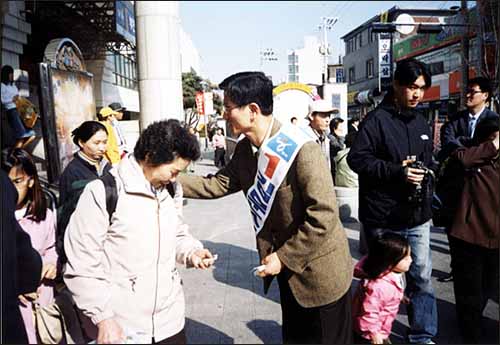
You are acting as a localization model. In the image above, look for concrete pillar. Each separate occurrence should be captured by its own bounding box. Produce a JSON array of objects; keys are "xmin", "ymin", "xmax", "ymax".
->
[{"xmin": 135, "ymin": 1, "xmax": 183, "ymax": 130}]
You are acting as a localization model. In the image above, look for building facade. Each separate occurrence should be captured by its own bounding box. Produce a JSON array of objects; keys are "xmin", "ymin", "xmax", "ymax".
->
[{"xmin": 287, "ymin": 36, "xmax": 323, "ymax": 85}]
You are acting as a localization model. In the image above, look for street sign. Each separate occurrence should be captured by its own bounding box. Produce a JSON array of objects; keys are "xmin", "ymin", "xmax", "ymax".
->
[{"xmin": 378, "ymin": 33, "xmax": 392, "ymax": 91}]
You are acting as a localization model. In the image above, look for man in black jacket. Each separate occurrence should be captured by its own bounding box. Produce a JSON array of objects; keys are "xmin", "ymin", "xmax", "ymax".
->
[
  {"xmin": 348, "ymin": 58, "xmax": 437, "ymax": 344},
  {"xmin": 1, "ymin": 170, "xmax": 42, "ymax": 344}
]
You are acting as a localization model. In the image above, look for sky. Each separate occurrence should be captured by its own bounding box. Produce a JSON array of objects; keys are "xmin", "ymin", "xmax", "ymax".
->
[{"xmin": 179, "ymin": 1, "xmax": 469, "ymax": 85}]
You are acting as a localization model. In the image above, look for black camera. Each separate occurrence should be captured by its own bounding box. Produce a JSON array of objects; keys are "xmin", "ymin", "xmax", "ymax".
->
[{"xmin": 407, "ymin": 161, "xmax": 431, "ymax": 204}]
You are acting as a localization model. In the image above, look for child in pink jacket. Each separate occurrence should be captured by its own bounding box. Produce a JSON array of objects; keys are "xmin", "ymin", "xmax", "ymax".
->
[
  {"xmin": 352, "ymin": 232, "xmax": 412, "ymax": 344},
  {"xmin": 2, "ymin": 148, "xmax": 58, "ymax": 344}
]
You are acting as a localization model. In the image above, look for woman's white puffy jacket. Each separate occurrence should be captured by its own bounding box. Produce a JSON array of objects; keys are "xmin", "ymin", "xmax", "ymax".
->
[{"xmin": 64, "ymin": 155, "xmax": 203, "ymax": 341}]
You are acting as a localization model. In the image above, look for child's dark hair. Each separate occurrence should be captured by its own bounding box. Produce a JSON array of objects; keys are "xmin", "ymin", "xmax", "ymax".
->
[
  {"xmin": 1, "ymin": 148, "xmax": 47, "ymax": 222},
  {"xmin": 71, "ymin": 121, "xmax": 108, "ymax": 148},
  {"xmin": 363, "ymin": 233, "xmax": 410, "ymax": 279}
]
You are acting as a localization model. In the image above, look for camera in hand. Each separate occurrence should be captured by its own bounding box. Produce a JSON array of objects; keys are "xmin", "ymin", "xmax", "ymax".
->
[{"xmin": 407, "ymin": 161, "xmax": 431, "ymax": 204}]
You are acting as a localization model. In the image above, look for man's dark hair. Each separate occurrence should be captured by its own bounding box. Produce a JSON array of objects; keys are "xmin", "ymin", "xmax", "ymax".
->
[
  {"xmin": 219, "ymin": 71, "xmax": 273, "ymax": 115},
  {"xmin": 363, "ymin": 232, "xmax": 410, "ymax": 279},
  {"xmin": 71, "ymin": 121, "xmax": 108, "ymax": 148},
  {"xmin": 134, "ymin": 119, "xmax": 201, "ymax": 165},
  {"xmin": 468, "ymin": 77, "xmax": 492, "ymax": 102},
  {"xmin": 329, "ymin": 117, "xmax": 344, "ymax": 133},
  {"xmin": 1, "ymin": 65, "xmax": 14, "ymax": 85},
  {"xmin": 394, "ymin": 58, "xmax": 431, "ymax": 89}
]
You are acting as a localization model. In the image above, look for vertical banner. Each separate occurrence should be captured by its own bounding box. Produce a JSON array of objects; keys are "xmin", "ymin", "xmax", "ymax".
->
[
  {"xmin": 195, "ymin": 91, "xmax": 205, "ymax": 116},
  {"xmin": 378, "ymin": 33, "xmax": 392, "ymax": 92},
  {"xmin": 204, "ymin": 91, "xmax": 214, "ymax": 115}
]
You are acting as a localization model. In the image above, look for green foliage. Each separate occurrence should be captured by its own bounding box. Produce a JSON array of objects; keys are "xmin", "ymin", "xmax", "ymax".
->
[{"xmin": 182, "ymin": 69, "xmax": 203, "ymax": 110}]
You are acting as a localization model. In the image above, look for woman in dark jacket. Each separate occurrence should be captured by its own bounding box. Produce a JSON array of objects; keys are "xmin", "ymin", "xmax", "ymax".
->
[
  {"xmin": 57, "ymin": 121, "xmax": 111, "ymax": 273},
  {"xmin": 448, "ymin": 117, "xmax": 499, "ymax": 344},
  {"xmin": 59, "ymin": 121, "xmax": 111, "ymax": 205}
]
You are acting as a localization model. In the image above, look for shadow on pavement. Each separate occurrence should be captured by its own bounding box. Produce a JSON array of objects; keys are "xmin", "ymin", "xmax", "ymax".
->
[
  {"xmin": 202, "ymin": 240, "xmax": 281, "ymax": 304},
  {"xmin": 185, "ymin": 318, "xmax": 233, "ymax": 344},
  {"xmin": 246, "ymin": 319, "xmax": 282, "ymax": 344}
]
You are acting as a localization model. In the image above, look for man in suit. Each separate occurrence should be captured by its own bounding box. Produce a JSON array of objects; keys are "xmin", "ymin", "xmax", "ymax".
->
[
  {"xmin": 1, "ymin": 170, "xmax": 42, "ymax": 344},
  {"xmin": 436, "ymin": 77, "xmax": 499, "ymax": 282},
  {"xmin": 178, "ymin": 72, "xmax": 353, "ymax": 344},
  {"xmin": 439, "ymin": 77, "xmax": 499, "ymax": 162}
]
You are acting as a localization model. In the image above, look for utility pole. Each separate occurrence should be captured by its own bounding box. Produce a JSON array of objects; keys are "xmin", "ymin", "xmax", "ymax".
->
[
  {"xmin": 460, "ymin": 0, "xmax": 469, "ymax": 110},
  {"xmin": 319, "ymin": 16, "xmax": 338, "ymax": 84}
]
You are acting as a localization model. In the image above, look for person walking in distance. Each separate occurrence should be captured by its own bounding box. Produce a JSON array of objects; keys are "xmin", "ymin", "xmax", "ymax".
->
[{"xmin": 212, "ymin": 127, "xmax": 226, "ymax": 168}]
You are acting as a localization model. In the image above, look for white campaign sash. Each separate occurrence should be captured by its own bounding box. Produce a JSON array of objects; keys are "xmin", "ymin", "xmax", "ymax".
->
[{"xmin": 246, "ymin": 124, "xmax": 315, "ymax": 235}]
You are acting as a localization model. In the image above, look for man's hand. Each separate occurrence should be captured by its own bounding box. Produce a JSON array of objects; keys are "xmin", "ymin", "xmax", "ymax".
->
[
  {"xmin": 257, "ymin": 252, "xmax": 283, "ymax": 278},
  {"xmin": 371, "ymin": 332, "xmax": 385, "ymax": 344},
  {"xmin": 97, "ymin": 318, "xmax": 124, "ymax": 344},
  {"xmin": 41, "ymin": 263, "xmax": 57, "ymax": 281},
  {"xmin": 189, "ymin": 249, "xmax": 216, "ymax": 269},
  {"xmin": 402, "ymin": 160, "xmax": 425, "ymax": 186}
]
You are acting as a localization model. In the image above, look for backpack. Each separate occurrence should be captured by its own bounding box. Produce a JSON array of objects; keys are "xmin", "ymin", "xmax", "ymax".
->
[{"xmin": 56, "ymin": 173, "xmax": 118, "ymax": 277}]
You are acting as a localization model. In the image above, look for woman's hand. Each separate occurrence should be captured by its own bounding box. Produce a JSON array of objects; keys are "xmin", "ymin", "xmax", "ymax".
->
[
  {"xmin": 97, "ymin": 318, "xmax": 124, "ymax": 344},
  {"xmin": 189, "ymin": 249, "xmax": 216, "ymax": 269},
  {"xmin": 371, "ymin": 333, "xmax": 385, "ymax": 344},
  {"xmin": 18, "ymin": 292, "xmax": 38, "ymax": 306},
  {"xmin": 41, "ymin": 263, "xmax": 57, "ymax": 281}
]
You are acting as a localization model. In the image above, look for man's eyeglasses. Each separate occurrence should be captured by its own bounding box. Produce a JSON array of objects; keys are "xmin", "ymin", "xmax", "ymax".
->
[{"xmin": 466, "ymin": 89, "xmax": 483, "ymax": 96}]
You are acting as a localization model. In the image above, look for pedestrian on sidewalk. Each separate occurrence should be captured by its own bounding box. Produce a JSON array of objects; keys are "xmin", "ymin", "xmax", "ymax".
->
[
  {"xmin": 2, "ymin": 148, "xmax": 58, "ymax": 344},
  {"xmin": 63, "ymin": 119, "xmax": 215, "ymax": 344},
  {"xmin": 352, "ymin": 232, "xmax": 412, "ymax": 344},
  {"xmin": 447, "ymin": 117, "xmax": 499, "ymax": 343},
  {"xmin": 347, "ymin": 58, "xmax": 438, "ymax": 344},
  {"xmin": 212, "ymin": 127, "xmax": 226, "ymax": 168},
  {"xmin": 108, "ymin": 102, "xmax": 129, "ymax": 159},
  {"xmin": 178, "ymin": 71, "xmax": 353, "ymax": 344},
  {"xmin": 1, "ymin": 65, "xmax": 36, "ymax": 148},
  {"xmin": 97, "ymin": 107, "xmax": 122, "ymax": 166},
  {"xmin": 436, "ymin": 76, "xmax": 499, "ymax": 283}
]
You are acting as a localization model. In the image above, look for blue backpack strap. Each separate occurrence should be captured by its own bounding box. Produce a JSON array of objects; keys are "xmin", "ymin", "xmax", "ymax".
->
[{"xmin": 99, "ymin": 172, "xmax": 118, "ymax": 224}]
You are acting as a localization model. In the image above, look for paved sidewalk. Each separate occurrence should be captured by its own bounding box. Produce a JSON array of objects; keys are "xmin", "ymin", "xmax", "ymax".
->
[{"xmin": 179, "ymin": 153, "xmax": 499, "ymax": 344}]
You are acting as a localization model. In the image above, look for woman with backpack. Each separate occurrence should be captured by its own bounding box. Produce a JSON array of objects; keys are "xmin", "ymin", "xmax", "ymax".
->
[
  {"xmin": 1, "ymin": 148, "xmax": 58, "ymax": 344},
  {"xmin": 57, "ymin": 121, "xmax": 111, "ymax": 274}
]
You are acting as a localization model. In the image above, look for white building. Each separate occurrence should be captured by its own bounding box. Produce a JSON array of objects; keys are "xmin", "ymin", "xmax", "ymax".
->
[
  {"xmin": 287, "ymin": 36, "xmax": 323, "ymax": 85},
  {"xmin": 180, "ymin": 27, "xmax": 201, "ymax": 74}
]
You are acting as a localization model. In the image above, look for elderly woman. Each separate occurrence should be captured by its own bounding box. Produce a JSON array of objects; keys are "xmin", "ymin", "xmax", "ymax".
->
[{"xmin": 64, "ymin": 119, "xmax": 214, "ymax": 344}]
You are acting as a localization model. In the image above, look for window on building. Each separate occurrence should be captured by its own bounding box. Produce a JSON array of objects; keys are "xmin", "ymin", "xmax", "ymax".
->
[
  {"xmin": 349, "ymin": 67, "xmax": 355, "ymax": 84},
  {"xmin": 366, "ymin": 59, "xmax": 374, "ymax": 78},
  {"xmin": 113, "ymin": 53, "xmax": 137, "ymax": 90},
  {"xmin": 358, "ymin": 33, "xmax": 363, "ymax": 48},
  {"xmin": 370, "ymin": 29, "xmax": 378, "ymax": 43}
]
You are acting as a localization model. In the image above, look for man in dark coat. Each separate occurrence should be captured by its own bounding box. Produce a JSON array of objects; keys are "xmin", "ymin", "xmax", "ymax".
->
[
  {"xmin": 1, "ymin": 170, "xmax": 42, "ymax": 344},
  {"xmin": 436, "ymin": 77, "xmax": 499, "ymax": 282},
  {"xmin": 348, "ymin": 58, "xmax": 438, "ymax": 344},
  {"xmin": 447, "ymin": 118, "xmax": 499, "ymax": 343},
  {"xmin": 439, "ymin": 77, "xmax": 499, "ymax": 161}
]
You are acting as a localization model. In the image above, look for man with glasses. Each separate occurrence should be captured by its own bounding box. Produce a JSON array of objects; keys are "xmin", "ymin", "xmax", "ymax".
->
[
  {"xmin": 439, "ymin": 77, "xmax": 499, "ymax": 161},
  {"xmin": 435, "ymin": 78, "xmax": 498, "ymax": 282},
  {"xmin": 178, "ymin": 71, "xmax": 353, "ymax": 344}
]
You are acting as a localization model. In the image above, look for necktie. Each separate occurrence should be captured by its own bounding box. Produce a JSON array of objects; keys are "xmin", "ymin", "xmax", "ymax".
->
[{"xmin": 469, "ymin": 117, "xmax": 477, "ymax": 137}]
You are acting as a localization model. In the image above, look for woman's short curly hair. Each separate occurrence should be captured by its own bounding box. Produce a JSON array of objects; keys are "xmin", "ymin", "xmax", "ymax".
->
[{"xmin": 134, "ymin": 119, "xmax": 201, "ymax": 165}]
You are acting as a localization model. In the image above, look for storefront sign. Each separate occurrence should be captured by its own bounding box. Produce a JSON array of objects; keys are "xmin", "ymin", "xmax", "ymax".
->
[
  {"xmin": 116, "ymin": 1, "xmax": 136, "ymax": 46},
  {"xmin": 195, "ymin": 91, "xmax": 205, "ymax": 115}
]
